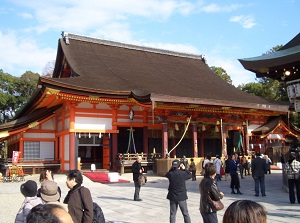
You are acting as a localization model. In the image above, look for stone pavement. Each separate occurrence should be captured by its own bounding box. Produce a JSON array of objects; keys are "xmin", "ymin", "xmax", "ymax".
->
[{"xmin": 1, "ymin": 170, "xmax": 299, "ymax": 223}]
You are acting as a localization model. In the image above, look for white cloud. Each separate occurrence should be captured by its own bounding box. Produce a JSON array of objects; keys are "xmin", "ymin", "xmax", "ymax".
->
[
  {"xmin": 206, "ymin": 54, "xmax": 257, "ymax": 86},
  {"xmin": 0, "ymin": 31, "xmax": 56, "ymax": 76},
  {"xmin": 19, "ymin": 12, "xmax": 33, "ymax": 19},
  {"xmin": 90, "ymin": 22, "xmax": 133, "ymax": 43},
  {"xmin": 201, "ymin": 3, "xmax": 242, "ymax": 13},
  {"xmin": 1, "ymin": 0, "xmax": 257, "ymax": 83},
  {"xmin": 229, "ymin": 15, "xmax": 256, "ymax": 29},
  {"xmin": 136, "ymin": 41, "xmax": 200, "ymax": 55},
  {"xmin": 15, "ymin": 0, "xmax": 196, "ymax": 34}
]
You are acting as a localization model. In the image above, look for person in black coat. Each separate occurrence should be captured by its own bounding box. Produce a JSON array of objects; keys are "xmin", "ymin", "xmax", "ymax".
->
[
  {"xmin": 200, "ymin": 163, "xmax": 224, "ymax": 223},
  {"xmin": 63, "ymin": 170, "xmax": 93, "ymax": 223},
  {"xmin": 165, "ymin": 159, "xmax": 192, "ymax": 223},
  {"xmin": 251, "ymin": 151, "xmax": 267, "ymax": 196},
  {"xmin": 132, "ymin": 156, "xmax": 144, "ymax": 201},
  {"xmin": 229, "ymin": 154, "xmax": 243, "ymax": 195}
]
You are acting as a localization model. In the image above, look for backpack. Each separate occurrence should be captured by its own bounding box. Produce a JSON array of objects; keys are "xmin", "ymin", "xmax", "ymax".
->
[
  {"xmin": 79, "ymin": 187, "xmax": 105, "ymax": 223},
  {"xmin": 93, "ymin": 202, "xmax": 105, "ymax": 223}
]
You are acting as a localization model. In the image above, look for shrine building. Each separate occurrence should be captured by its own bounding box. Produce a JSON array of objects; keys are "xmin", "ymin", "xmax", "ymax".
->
[{"xmin": 0, "ymin": 32, "xmax": 291, "ymax": 172}]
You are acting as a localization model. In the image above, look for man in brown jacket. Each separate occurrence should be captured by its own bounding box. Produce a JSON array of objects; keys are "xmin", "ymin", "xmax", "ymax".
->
[{"xmin": 63, "ymin": 170, "xmax": 93, "ymax": 223}]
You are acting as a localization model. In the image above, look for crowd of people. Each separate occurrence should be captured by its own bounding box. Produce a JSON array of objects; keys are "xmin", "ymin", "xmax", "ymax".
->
[
  {"xmin": 132, "ymin": 153, "xmax": 273, "ymax": 223},
  {"xmin": 163, "ymin": 151, "xmax": 298, "ymax": 223},
  {"xmin": 15, "ymin": 169, "xmax": 93, "ymax": 223},
  {"xmin": 13, "ymin": 151, "xmax": 299, "ymax": 223}
]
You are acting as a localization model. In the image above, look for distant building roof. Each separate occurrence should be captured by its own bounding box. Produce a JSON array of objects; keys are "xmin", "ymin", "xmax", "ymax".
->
[
  {"xmin": 251, "ymin": 116, "xmax": 299, "ymax": 137},
  {"xmin": 238, "ymin": 33, "xmax": 300, "ymax": 82}
]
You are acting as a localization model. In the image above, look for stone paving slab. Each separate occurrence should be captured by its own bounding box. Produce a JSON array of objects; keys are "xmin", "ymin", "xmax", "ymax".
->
[{"xmin": 1, "ymin": 170, "xmax": 299, "ymax": 223}]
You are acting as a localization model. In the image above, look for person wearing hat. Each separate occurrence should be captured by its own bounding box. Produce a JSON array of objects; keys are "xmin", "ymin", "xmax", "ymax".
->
[
  {"xmin": 165, "ymin": 159, "xmax": 192, "ymax": 223},
  {"xmin": 15, "ymin": 180, "xmax": 43, "ymax": 223},
  {"xmin": 251, "ymin": 151, "xmax": 267, "ymax": 197},
  {"xmin": 40, "ymin": 180, "xmax": 68, "ymax": 211},
  {"xmin": 37, "ymin": 169, "xmax": 62, "ymax": 202}
]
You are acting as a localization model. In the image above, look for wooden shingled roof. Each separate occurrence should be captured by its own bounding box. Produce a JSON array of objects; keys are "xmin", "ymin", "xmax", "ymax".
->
[
  {"xmin": 0, "ymin": 105, "xmax": 62, "ymax": 139},
  {"xmin": 31, "ymin": 32, "xmax": 287, "ymax": 113},
  {"xmin": 251, "ymin": 116, "xmax": 299, "ymax": 137}
]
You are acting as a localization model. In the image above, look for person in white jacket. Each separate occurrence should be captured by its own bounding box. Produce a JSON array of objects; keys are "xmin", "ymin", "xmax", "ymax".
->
[
  {"xmin": 213, "ymin": 155, "xmax": 223, "ymax": 181},
  {"xmin": 15, "ymin": 180, "xmax": 42, "ymax": 223}
]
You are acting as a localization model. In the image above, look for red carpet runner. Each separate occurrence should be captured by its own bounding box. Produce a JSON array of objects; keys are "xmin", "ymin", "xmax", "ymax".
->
[{"xmin": 83, "ymin": 172, "xmax": 130, "ymax": 184}]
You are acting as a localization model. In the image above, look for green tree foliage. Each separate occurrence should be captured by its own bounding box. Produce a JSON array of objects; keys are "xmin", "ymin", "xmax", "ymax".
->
[
  {"xmin": 238, "ymin": 77, "xmax": 288, "ymax": 101},
  {"xmin": 210, "ymin": 66, "xmax": 233, "ymax": 85},
  {"xmin": 16, "ymin": 71, "xmax": 40, "ymax": 101},
  {"xmin": 0, "ymin": 69, "xmax": 39, "ymax": 123}
]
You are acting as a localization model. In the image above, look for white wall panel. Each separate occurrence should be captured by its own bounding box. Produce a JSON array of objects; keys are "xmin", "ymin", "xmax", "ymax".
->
[
  {"xmin": 77, "ymin": 102, "xmax": 93, "ymax": 109},
  {"xmin": 23, "ymin": 133, "xmax": 55, "ymax": 139},
  {"xmin": 64, "ymin": 163, "xmax": 69, "ymax": 170},
  {"xmin": 95, "ymin": 103, "xmax": 110, "ymax": 109},
  {"xmin": 41, "ymin": 118, "xmax": 55, "ymax": 130},
  {"xmin": 40, "ymin": 142, "xmax": 54, "ymax": 159},
  {"xmin": 58, "ymin": 121, "xmax": 62, "ymax": 132},
  {"xmin": 117, "ymin": 118, "xmax": 143, "ymax": 123},
  {"xmin": 74, "ymin": 117, "xmax": 112, "ymax": 130},
  {"xmin": 64, "ymin": 135, "xmax": 70, "ymax": 160},
  {"xmin": 64, "ymin": 117, "xmax": 70, "ymax": 130},
  {"xmin": 119, "ymin": 105, "xmax": 129, "ymax": 110},
  {"xmin": 267, "ymin": 134, "xmax": 283, "ymax": 139}
]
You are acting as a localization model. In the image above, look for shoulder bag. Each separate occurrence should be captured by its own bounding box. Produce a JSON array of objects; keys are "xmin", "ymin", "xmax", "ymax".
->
[
  {"xmin": 290, "ymin": 165, "xmax": 300, "ymax": 181},
  {"xmin": 138, "ymin": 174, "xmax": 147, "ymax": 186},
  {"xmin": 79, "ymin": 187, "xmax": 105, "ymax": 223},
  {"xmin": 207, "ymin": 193, "xmax": 224, "ymax": 212}
]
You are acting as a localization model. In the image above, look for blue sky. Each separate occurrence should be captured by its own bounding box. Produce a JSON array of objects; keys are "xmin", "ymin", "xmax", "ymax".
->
[{"xmin": 0, "ymin": 0, "xmax": 299, "ymax": 86}]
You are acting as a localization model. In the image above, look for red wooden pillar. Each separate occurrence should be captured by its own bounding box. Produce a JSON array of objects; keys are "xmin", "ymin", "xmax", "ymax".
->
[
  {"xmin": 69, "ymin": 132, "xmax": 76, "ymax": 170},
  {"xmin": 199, "ymin": 133, "xmax": 204, "ymax": 157},
  {"xmin": 103, "ymin": 135, "xmax": 110, "ymax": 170},
  {"xmin": 193, "ymin": 124, "xmax": 198, "ymax": 157},
  {"xmin": 69, "ymin": 103, "xmax": 76, "ymax": 170},
  {"xmin": 112, "ymin": 133, "xmax": 118, "ymax": 171},
  {"xmin": 19, "ymin": 133, "xmax": 24, "ymax": 158},
  {"xmin": 244, "ymin": 122, "xmax": 249, "ymax": 155},
  {"xmin": 110, "ymin": 104, "xmax": 119, "ymax": 171},
  {"xmin": 162, "ymin": 123, "xmax": 168, "ymax": 158},
  {"xmin": 143, "ymin": 126, "xmax": 149, "ymax": 154}
]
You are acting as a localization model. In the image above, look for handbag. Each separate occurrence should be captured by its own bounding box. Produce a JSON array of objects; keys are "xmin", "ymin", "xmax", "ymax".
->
[
  {"xmin": 138, "ymin": 174, "xmax": 147, "ymax": 186},
  {"xmin": 207, "ymin": 193, "xmax": 224, "ymax": 212},
  {"xmin": 211, "ymin": 200, "xmax": 224, "ymax": 212},
  {"xmin": 290, "ymin": 165, "xmax": 300, "ymax": 181},
  {"xmin": 220, "ymin": 167, "xmax": 225, "ymax": 176}
]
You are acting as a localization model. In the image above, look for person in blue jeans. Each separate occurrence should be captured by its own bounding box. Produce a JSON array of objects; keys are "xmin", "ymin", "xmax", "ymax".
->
[
  {"xmin": 251, "ymin": 151, "xmax": 267, "ymax": 196},
  {"xmin": 165, "ymin": 159, "xmax": 192, "ymax": 223}
]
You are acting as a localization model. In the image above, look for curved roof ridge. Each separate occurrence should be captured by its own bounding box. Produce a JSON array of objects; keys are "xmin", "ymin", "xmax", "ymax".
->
[{"xmin": 61, "ymin": 31, "xmax": 205, "ymax": 61}]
